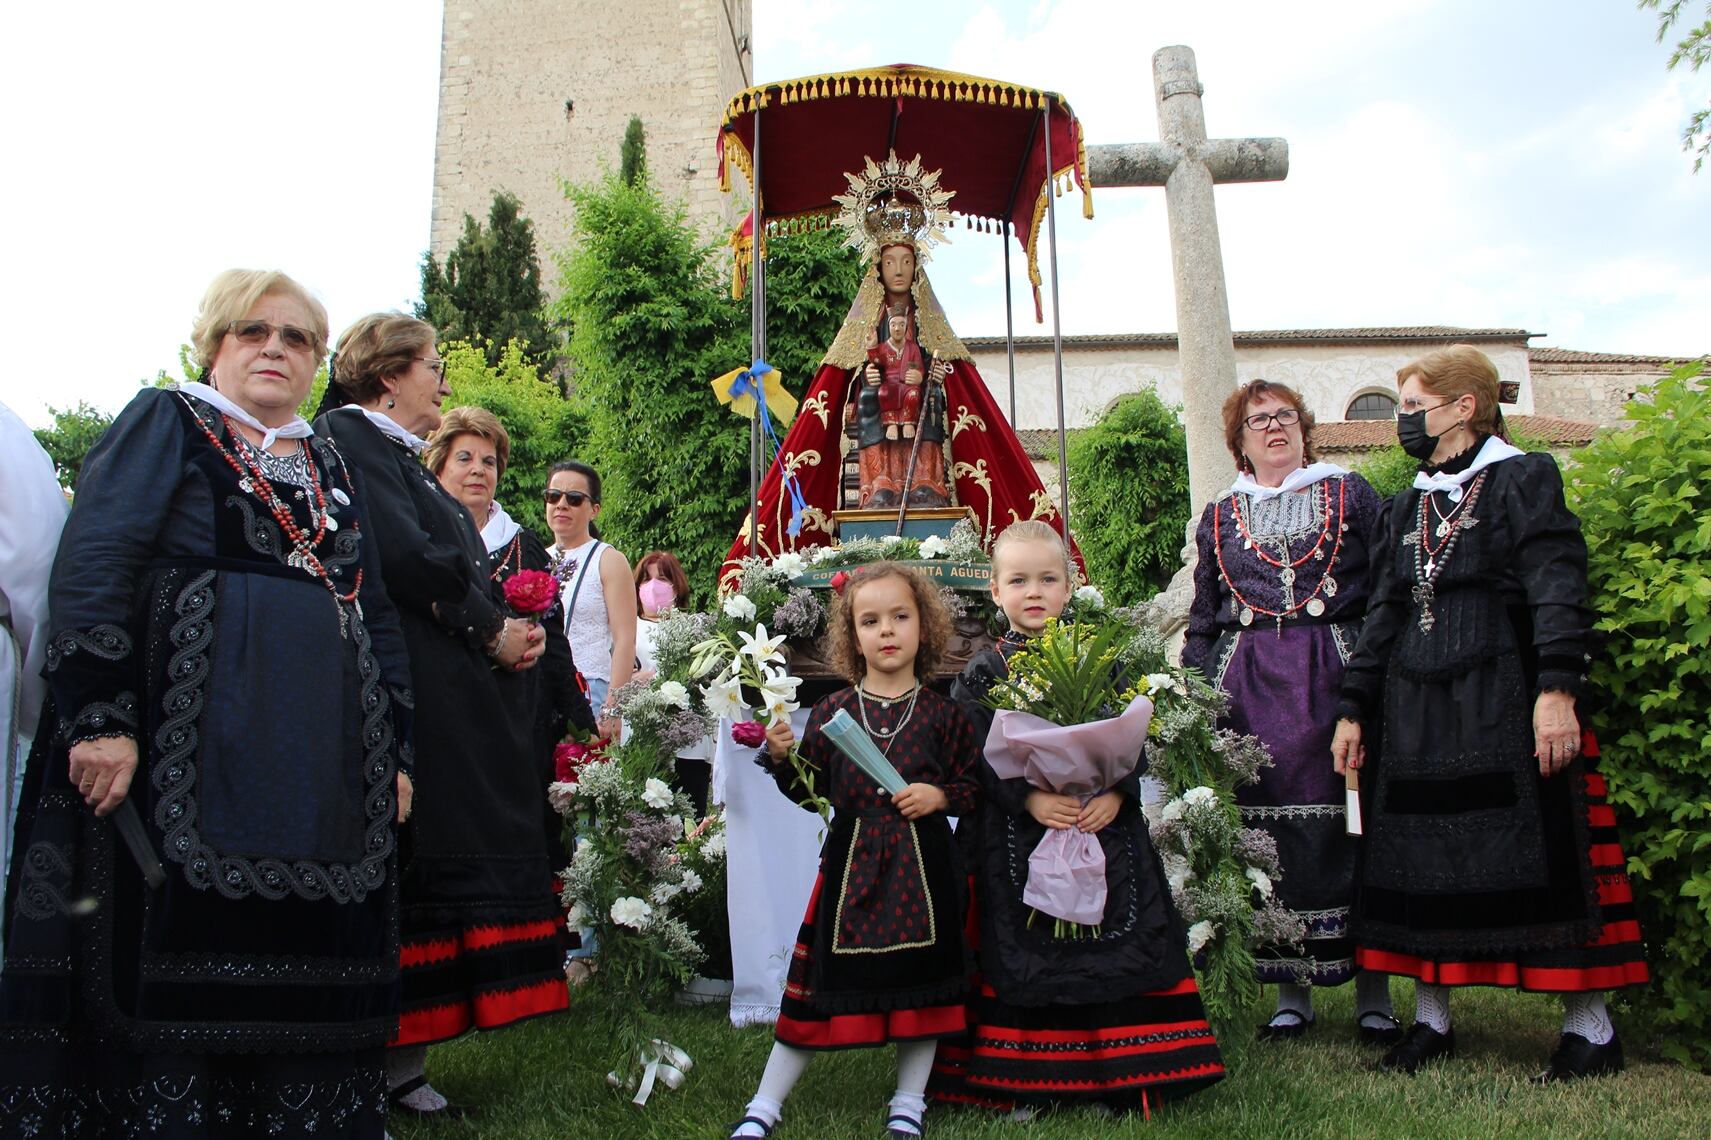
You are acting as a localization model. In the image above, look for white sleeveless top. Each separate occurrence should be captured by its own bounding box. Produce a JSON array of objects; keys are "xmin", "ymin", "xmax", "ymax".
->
[{"xmin": 551, "ymin": 537, "xmax": 613, "ymax": 682}]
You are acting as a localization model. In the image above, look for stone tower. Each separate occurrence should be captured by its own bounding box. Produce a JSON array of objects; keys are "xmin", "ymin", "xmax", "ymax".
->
[{"xmin": 430, "ymin": 0, "xmax": 753, "ymax": 285}]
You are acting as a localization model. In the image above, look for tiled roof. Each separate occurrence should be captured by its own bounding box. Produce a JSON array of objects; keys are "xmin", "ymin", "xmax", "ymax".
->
[
  {"xmin": 964, "ymin": 327, "xmax": 1536, "ymax": 351},
  {"xmin": 1314, "ymin": 415, "xmax": 1603, "ymax": 452},
  {"xmin": 1528, "ymin": 347, "xmax": 1702, "ymax": 365}
]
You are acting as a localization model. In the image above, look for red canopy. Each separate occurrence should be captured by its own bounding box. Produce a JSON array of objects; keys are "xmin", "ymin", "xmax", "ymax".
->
[{"xmin": 718, "ymin": 64, "xmax": 1092, "ymax": 314}]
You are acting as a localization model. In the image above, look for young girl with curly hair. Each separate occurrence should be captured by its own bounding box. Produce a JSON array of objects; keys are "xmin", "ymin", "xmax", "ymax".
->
[{"xmin": 729, "ymin": 562, "xmax": 981, "ymax": 1140}]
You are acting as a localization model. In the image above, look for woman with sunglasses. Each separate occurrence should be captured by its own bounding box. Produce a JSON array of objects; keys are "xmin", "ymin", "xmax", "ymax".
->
[
  {"xmin": 1331, "ymin": 347, "xmax": 1647, "ymax": 1080},
  {"xmin": 316, "ymin": 317, "xmax": 570, "ymax": 1122},
  {"xmin": 1183, "ymin": 379, "xmax": 1397, "ymax": 1045},
  {"xmin": 0, "ymin": 271, "xmax": 412, "ymax": 1138},
  {"xmin": 543, "ymin": 461, "xmax": 636, "ymax": 740}
]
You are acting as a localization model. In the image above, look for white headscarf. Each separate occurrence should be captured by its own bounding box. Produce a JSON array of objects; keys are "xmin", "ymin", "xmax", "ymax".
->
[
  {"xmin": 1413, "ymin": 435, "xmax": 1524, "ymax": 502},
  {"xmin": 1231, "ymin": 461, "xmax": 1348, "ymax": 501},
  {"xmin": 481, "ymin": 499, "xmax": 522, "ymax": 554},
  {"xmin": 176, "ymin": 381, "xmax": 313, "ymax": 450}
]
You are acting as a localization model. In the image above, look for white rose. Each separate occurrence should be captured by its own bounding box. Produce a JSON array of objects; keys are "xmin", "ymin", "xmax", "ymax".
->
[
  {"xmin": 810, "ymin": 544, "xmax": 842, "ymax": 564},
  {"xmin": 609, "ymin": 896, "xmax": 654, "ymax": 929},
  {"xmin": 880, "ymin": 534, "xmax": 903, "ymax": 545},
  {"xmin": 1146, "ymin": 672, "xmax": 1176, "ymax": 695},
  {"xmin": 547, "ymin": 781, "xmax": 578, "ymax": 814},
  {"xmin": 771, "ymin": 551, "xmax": 808, "ymax": 578},
  {"xmin": 1074, "ymin": 584, "xmax": 1104, "ymax": 607},
  {"xmin": 680, "ymin": 869, "xmax": 703, "ymax": 893},
  {"xmin": 918, "ymin": 534, "xmax": 948, "ymax": 559},
  {"xmin": 1187, "ymin": 920, "xmax": 1215, "ymax": 956},
  {"xmin": 1183, "ymin": 785, "xmax": 1216, "ymax": 807},
  {"xmin": 1246, "ymin": 867, "xmax": 1274, "ymax": 900},
  {"xmin": 656, "ymin": 680, "xmax": 691, "ymax": 709},
  {"xmin": 565, "ymin": 902, "xmax": 587, "ymax": 928},
  {"xmin": 1161, "ymin": 798, "xmax": 1186, "ymax": 822},
  {"xmin": 642, "ymin": 778, "xmax": 674, "ymax": 810},
  {"xmin": 722, "ymin": 594, "xmax": 757, "ymax": 621}
]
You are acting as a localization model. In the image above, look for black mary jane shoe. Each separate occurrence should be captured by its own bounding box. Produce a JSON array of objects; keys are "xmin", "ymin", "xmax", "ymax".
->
[
  {"xmin": 727, "ymin": 1116, "xmax": 775, "ymax": 1139},
  {"xmin": 1375, "ymin": 1023, "xmax": 1456, "ymax": 1073},
  {"xmin": 1356, "ymin": 1011, "xmax": 1405, "ymax": 1047},
  {"xmin": 1255, "ymin": 1008, "xmax": 1315, "ymax": 1042},
  {"xmin": 885, "ymin": 1112, "xmax": 925, "ymax": 1138},
  {"xmin": 387, "ymin": 1074, "xmax": 469, "ymax": 1120},
  {"xmin": 1531, "ymin": 1032, "xmax": 1625, "ymax": 1085}
]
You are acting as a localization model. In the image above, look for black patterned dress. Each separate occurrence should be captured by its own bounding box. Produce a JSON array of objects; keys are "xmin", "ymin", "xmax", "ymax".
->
[
  {"xmin": 767, "ymin": 687, "xmax": 978, "ymax": 1050},
  {"xmin": 0, "ymin": 387, "xmax": 411, "ymax": 1138},
  {"xmin": 930, "ymin": 636, "xmax": 1223, "ymax": 1111},
  {"xmin": 1339, "ymin": 443, "xmax": 1649, "ymax": 992},
  {"xmin": 316, "ymin": 409, "xmax": 569, "ymax": 1048}
]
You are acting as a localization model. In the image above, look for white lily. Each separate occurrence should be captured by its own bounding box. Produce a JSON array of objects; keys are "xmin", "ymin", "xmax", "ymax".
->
[
  {"xmin": 701, "ymin": 673, "xmax": 746, "ymax": 720},
  {"xmin": 758, "ymin": 665, "xmax": 802, "ymax": 723},
  {"xmin": 737, "ymin": 623, "xmax": 787, "ymax": 666}
]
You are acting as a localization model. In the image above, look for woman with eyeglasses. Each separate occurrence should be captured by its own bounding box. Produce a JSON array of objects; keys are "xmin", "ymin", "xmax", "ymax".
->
[
  {"xmin": 1183, "ymin": 378, "xmax": 1397, "ymax": 1045},
  {"xmin": 316, "ymin": 317, "xmax": 570, "ymax": 1122},
  {"xmin": 1330, "ymin": 346, "xmax": 1647, "ymax": 1081},
  {"xmin": 543, "ymin": 461, "xmax": 636, "ymax": 740},
  {"xmin": 0, "ymin": 271, "xmax": 412, "ymax": 1138}
]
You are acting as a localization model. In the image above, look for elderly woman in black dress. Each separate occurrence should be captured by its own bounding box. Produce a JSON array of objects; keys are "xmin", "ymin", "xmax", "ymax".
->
[
  {"xmin": 0, "ymin": 269, "xmax": 412, "ymax": 1138},
  {"xmin": 1183, "ymin": 379, "xmax": 1397, "ymax": 1044},
  {"xmin": 1331, "ymin": 345, "xmax": 1649, "ymax": 1080},
  {"xmin": 316, "ymin": 317, "xmax": 569, "ymax": 1120}
]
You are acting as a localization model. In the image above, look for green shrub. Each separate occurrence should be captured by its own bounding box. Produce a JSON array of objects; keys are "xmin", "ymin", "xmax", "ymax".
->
[
  {"xmin": 1066, "ymin": 388, "xmax": 1190, "ymax": 604},
  {"xmin": 1564, "ymin": 362, "xmax": 1711, "ymax": 1070}
]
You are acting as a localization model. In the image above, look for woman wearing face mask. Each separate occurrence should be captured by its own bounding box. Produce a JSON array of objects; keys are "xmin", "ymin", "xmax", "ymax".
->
[
  {"xmin": 1331, "ymin": 345, "xmax": 1648, "ymax": 1082},
  {"xmin": 1183, "ymin": 379, "xmax": 1394, "ymax": 1045}
]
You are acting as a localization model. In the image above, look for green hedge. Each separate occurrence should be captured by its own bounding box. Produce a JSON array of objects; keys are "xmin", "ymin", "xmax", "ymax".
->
[{"xmin": 1564, "ymin": 362, "xmax": 1711, "ymax": 1069}]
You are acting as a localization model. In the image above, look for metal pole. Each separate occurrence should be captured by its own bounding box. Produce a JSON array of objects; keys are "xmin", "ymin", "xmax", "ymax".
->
[
  {"xmin": 1041, "ymin": 102, "xmax": 1070, "ymax": 537},
  {"xmin": 1003, "ymin": 221, "xmax": 1017, "ymax": 426},
  {"xmin": 748, "ymin": 105, "xmax": 764, "ymax": 556}
]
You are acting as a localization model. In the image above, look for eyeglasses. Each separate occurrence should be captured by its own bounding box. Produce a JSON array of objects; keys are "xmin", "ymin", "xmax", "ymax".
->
[
  {"xmin": 1395, "ymin": 398, "xmax": 1455, "ymax": 416},
  {"xmin": 1243, "ymin": 407, "xmax": 1301, "ymax": 431},
  {"xmin": 415, "ymin": 356, "xmax": 447, "ymax": 378},
  {"xmin": 227, "ymin": 320, "xmax": 318, "ymax": 353},
  {"xmin": 544, "ymin": 488, "xmax": 593, "ymax": 507}
]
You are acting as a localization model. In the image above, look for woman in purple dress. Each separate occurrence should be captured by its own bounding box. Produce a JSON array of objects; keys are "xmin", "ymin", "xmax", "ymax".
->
[{"xmin": 1183, "ymin": 379, "xmax": 1398, "ymax": 1044}]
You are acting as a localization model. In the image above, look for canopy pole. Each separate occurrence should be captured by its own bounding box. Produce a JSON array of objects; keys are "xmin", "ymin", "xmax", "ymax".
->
[
  {"xmin": 1041, "ymin": 102, "xmax": 1070, "ymax": 539},
  {"xmin": 1003, "ymin": 221, "xmax": 1017, "ymax": 428},
  {"xmin": 748, "ymin": 104, "xmax": 765, "ymax": 557}
]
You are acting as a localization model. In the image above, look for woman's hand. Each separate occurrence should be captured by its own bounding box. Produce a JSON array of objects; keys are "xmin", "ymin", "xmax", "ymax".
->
[
  {"xmin": 68, "ymin": 736, "xmax": 138, "ymax": 817},
  {"xmin": 1534, "ymin": 690, "xmax": 1580, "ymax": 778},
  {"xmin": 1026, "ymin": 789, "xmax": 1081, "ymax": 830},
  {"xmin": 492, "ymin": 618, "xmax": 545, "ymax": 671},
  {"xmin": 1077, "ymin": 790, "xmax": 1123, "ymax": 834},
  {"xmin": 1331, "ymin": 718, "xmax": 1365, "ymax": 774},
  {"xmin": 396, "ymin": 772, "xmax": 414, "ymax": 824},
  {"xmin": 893, "ymin": 782, "xmax": 948, "ymax": 820},
  {"xmin": 597, "ymin": 710, "xmax": 622, "ymax": 741},
  {"xmin": 765, "ymin": 718, "xmax": 796, "ymax": 762}
]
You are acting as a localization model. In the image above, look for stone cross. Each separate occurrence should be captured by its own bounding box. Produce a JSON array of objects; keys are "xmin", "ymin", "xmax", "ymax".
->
[{"xmin": 1084, "ymin": 45, "xmax": 1289, "ymax": 513}]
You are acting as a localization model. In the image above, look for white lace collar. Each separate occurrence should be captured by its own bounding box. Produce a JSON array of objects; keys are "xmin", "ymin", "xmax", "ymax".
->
[
  {"xmin": 1413, "ymin": 435, "xmax": 1524, "ymax": 502},
  {"xmin": 176, "ymin": 382, "xmax": 313, "ymax": 450},
  {"xmin": 1231, "ymin": 461, "xmax": 1348, "ymax": 502}
]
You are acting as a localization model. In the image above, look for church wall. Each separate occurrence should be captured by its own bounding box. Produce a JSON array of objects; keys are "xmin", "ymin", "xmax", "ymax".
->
[
  {"xmin": 1528, "ymin": 360, "xmax": 1670, "ymax": 424},
  {"xmin": 432, "ymin": 0, "xmax": 751, "ymax": 289},
  {"xmin": 966, "ymin": 339, "xmax": 1537, "ymax": 432}
]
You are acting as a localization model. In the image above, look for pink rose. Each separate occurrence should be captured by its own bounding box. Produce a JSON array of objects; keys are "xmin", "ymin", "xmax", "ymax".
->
[{"xmin": 730, "ymin": 721, "xmax": 767, "ymax": 748}]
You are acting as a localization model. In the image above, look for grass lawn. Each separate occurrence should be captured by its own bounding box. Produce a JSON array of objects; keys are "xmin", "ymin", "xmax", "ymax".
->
[{"xmin": 391, "ymin": 980, "xmax": 1710, "ymax": 1139}]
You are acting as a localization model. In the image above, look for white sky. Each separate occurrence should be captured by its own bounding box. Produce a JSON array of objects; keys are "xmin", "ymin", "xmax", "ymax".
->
[{"xmin": 2, "ymin": 0, "xmax": 1705, "ymax": 429}]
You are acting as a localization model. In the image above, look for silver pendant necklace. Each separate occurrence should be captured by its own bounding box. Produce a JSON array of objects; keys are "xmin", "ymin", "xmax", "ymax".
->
[{"xmin": 857, "ymin": 682, "xmax": 920, "ymax": 754}]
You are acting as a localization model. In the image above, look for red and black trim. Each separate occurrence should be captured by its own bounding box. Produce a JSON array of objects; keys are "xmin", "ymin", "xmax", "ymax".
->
[
  {"xmin": 391, "ymin": 916, "xmax": 570, "ymax": 1047},
  {"xmin": 1355, "ymin": 772, "xmax": 1649, "ymax": 993}
]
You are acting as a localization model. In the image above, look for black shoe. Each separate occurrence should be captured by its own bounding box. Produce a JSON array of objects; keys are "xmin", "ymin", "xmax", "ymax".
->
[
  {"xmin": 886, "ymin": 1112, "xmax": 925, "ymax": 1138},
  {"xmin": 727, "ymin": 1115, "xmax": 775, "ymax": 1139},
  {"xmin": 1256, "ymin": 1008, "xmax": 1314, "ymax": 1042},
  {"xmin": 1357, "ymin": 1011, "xmax": 1405, "ymax": 1047},
  {"xmin": 1375, "ymin": 1023, "xmax": 1456, "ymax": 1073},
  {"xmin": 387, "ymin": 1075, "xmax": 469, "ymax": 1120},
  {"xmin": 867, "ymin": 489, "xmax": 900, "ymax": 508},
  {"xmin": 1532, "ymin": 1032, "xmax": 1625, "ymax": 1084}
]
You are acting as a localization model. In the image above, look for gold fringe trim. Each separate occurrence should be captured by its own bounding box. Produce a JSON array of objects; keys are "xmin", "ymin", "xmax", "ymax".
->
[{"xmin": 720, "ymin": 66, "xmax": 1070, "ymax": 134}]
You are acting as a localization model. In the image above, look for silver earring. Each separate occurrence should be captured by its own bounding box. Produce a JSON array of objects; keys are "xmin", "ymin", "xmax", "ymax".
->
[{"xmin": 387, "ymin": 398, "xmax": 396, "ymax": 409}]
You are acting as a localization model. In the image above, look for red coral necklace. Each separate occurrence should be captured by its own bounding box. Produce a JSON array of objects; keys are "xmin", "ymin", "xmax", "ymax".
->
[{"xmin": 1214, "ymin": 477, "xmax": 1347, "ymax": 633}]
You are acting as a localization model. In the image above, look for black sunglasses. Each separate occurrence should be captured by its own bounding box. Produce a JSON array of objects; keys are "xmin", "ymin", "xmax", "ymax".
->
[{"xmin": 544, "ymin": 489, "xmax": 594, "ymax": 507}]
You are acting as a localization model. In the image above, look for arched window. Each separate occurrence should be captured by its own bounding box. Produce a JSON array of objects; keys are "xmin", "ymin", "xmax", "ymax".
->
[{"xmin": 1346, "ymin": 391, "xmax": 1398, "ymax": 420}]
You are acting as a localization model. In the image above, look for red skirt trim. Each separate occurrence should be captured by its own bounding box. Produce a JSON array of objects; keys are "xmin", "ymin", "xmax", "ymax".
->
[
  {"xmin": 775, "ymin": 1002, "xmax": 967, "ymax": 1050},
  {"xmin": 1356, "ymin": 947, "xmax": 1649, "ymax": 993},
  {"xmin": 390, "ymin": 917, "xmax": 570, "ymax": 1047}
]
